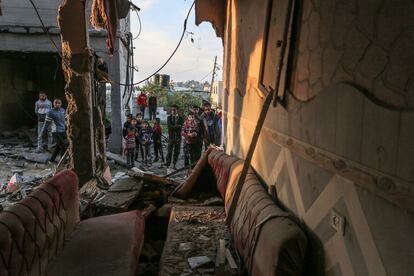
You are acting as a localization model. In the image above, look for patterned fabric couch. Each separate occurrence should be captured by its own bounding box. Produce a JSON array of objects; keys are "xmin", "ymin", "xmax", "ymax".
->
[
  {"xmin": 172, "ymin": 149, "xmax": 308, "ymax": 275},
  {"xmin": 0, "ymin": 170, "xmax": 145, "ymax": 276}
]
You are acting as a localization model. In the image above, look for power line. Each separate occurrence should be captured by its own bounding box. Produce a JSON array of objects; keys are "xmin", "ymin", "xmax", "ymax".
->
[
  {"xmin": 115, "ymin": 0, "xmax": 196, "ymax": 86},
  {"xmin": 132, "ymin": 8, "xmax": 142, "ymax": 40},
  {"xmin": 28, "ymin": 0, "xmax": 196, "ymax": 88}
]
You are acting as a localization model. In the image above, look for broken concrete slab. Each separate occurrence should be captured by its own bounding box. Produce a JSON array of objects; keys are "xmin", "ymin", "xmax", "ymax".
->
[
  {"xmin": 23, "ymin": 152, "xmax": 49, "ymax": 163},
  {"xmin": 188, "ymin": 256, "xmax": 213, "ymax": 270},
  {"xmin": 106, "ymin": 151, "xmax": 127, "ymax": 167},
  {"xmin": 109, "ymin": 176, "xmax": 142, "ymax": 192},
  {"xmin": 95, "ymin": 178, "xmax": 143, "ymax": 213}
]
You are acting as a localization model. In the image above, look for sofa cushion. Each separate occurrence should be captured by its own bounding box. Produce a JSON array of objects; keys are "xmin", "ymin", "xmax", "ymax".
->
[
  {"xmin": 208, "ymin": 150, "xmax": 240, "ymax": 199},
  {"xmin": 0, "ymin": 170, "xmax": 79, "ymax": 276},
  {"xmin": 227, "ymin": 172, "xmax": 307, "ymax": 276},
  {"xmin": 46, "ymin": 211, "xmax": 145, "ymax": 276}
]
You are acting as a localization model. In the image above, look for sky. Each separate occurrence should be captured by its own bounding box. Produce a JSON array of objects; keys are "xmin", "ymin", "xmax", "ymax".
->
[{"xmin": 130, "ymin": 0, "xmax": 223, "ymax": 83}]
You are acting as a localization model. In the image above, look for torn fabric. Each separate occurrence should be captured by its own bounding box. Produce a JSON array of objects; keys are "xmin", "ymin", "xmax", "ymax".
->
[{"xmin": 90, "ymin": 0, "xmax": 130, "ymax": 55}]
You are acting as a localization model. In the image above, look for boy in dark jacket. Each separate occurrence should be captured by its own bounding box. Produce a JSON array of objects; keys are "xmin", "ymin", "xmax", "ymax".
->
[
  {"xmin": 139, "ymin": 121, "xmax": 153, "ymax": 166},
  {"xmin": 152, "ymin": 118, "xmax": 164, "ymax": 163},
  {"xmin": 124, "ymin": 127, "xmax": 137, "ymax": 169}
]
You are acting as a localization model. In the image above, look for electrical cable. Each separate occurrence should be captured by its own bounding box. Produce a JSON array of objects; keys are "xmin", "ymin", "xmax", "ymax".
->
[
  {"xmin": 132, "ymin": 8, "xmax": 142, "ymax": 40},
  {"xmin": 101, "ymin": 0, "xmax": 196, "ymax": 87},
  {"xmin": 199, "ymin": 69, "xmax": 214, "ymax": 82},
  {"xmin": 29, "ymin": 0, "xmax": 196, "ymax": 88}
]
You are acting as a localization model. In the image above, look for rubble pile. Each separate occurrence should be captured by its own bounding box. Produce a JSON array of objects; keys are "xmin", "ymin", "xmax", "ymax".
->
[
  {"xmin": 159, "ymin": 206, "xmax": 241, "ymax": 276},
  {"xmin": 0, "ymin": 128, "xmax": 55, "ymax": 209}
]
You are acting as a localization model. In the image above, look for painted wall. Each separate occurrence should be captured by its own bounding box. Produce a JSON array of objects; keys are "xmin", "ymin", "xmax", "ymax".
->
[{"xmin": 222, "ymin": 0, "xmax": 414, "ymax": 275}]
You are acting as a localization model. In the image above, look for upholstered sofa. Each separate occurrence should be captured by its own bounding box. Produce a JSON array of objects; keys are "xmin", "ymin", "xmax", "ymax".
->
[
  {"xmin": 171, "ymin": 149, "xmax": 308, "ymax": 275},
  {"xmin": 0, "ymin": 170, "xmax": 145, "ymax": 276}
]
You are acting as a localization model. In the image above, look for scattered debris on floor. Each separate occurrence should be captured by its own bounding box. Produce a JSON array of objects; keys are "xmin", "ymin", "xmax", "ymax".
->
[
  {"xmin": 159, "ymin": 206, "xmax": 241, "ymax": 276},
  {"xmin": 0, "ymin": 128, "xmax": 55, "ymax": 209}
]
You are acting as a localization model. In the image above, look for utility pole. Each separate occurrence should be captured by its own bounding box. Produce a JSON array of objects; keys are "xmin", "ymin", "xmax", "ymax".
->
[{"xmin": 209, "ymin": 56, "xmax": 217, "ymax": 103}]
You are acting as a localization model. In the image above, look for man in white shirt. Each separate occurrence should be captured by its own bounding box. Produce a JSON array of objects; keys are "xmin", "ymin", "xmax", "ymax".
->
[{"xmin": 35, "ymin": 91, "xmax": 52, "ymax": 153}]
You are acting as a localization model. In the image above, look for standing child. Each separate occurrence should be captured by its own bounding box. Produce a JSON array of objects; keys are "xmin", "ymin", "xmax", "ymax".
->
[
  {"xmin": 139, "ymin": 121, "xmax": 153, "ymax": 166},
  {"xmin": 124, "ymin": 127, "xmax": 136, "ymax": 169},
  {"xmin": 152, "ymin": 118, "xmax": 164, "ymax": 163},
  {"xmin": 135, "ymin": 113, "xmax": 144, "ymax": 161},
  {"xmin": 181, "ymin": 112, "xmax": 201, "ymax": 167}
]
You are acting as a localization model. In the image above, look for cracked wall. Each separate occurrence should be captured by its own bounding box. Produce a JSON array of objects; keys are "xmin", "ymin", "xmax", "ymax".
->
[
  {"xmin": 221, "ymin": 0, "xmax": 414, "ymax": 275},
  {"xmin": 292, "ymin": 0, "xmax": 414, "ymax": 109}
]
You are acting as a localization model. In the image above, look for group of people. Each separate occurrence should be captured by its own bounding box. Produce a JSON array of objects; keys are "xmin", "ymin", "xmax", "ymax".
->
[
  {"xmin": 34, "ymin": 89, "xmax": 223, "ymax": 172},
  {"xmin": 136, "ymin": 91, "xmax": 158, "ymax": 120},
  {"xmin": 123, "ymin": 101, "xmax": 222, "ymax": 170},
  {"xmin": 35, "ymin": 91, "xmax": 68, "ymax": 163},
  {"xmin": 122, "ymin": 113, "xmax": 164, "ymax": 169}
]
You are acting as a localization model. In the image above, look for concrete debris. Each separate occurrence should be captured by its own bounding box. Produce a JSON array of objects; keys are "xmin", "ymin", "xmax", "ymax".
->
[
  {"xmin": 198, "ymin": 235, "xmax": 210, "ymax": 241},
  {"xmin": 179, "ymin": 242, "xmax": 193, "ymax": 251},
  {"xmin": 23, "ymin": 152, "xmax": 50, "ymax": 164},
  {"xmin": 187, "ymin": 256, "xmax": 213, "ymax": 270}
]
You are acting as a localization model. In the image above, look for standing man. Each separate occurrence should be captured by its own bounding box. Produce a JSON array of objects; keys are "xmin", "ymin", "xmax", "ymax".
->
[
  {"xmin": 191, "ymin": 105, "xmax": 204, "ymax": 158},
  {"xmin": 201, "ymin": 102, "xmax": 220, "ymax": 149},
  {"xmin": 148, "ymin": 92, "xmax": 158, "ymax": 120},
  {"xmin": 164, "ymin": 105, "xmax": 183, "ymax": 170},
  {"xmin": 137, "ymin": 91, "xmax": 148, "ymax": 119},
  {"xmin": 41, "ymin": 98, "xmax": 68, "ymax": 163},
  {"xmin": 35, "ymin": 91, "xmax": 52, "ymax": 153}
]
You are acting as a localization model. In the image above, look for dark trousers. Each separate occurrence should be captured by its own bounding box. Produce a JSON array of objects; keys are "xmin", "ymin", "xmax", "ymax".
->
[
  {"xmin": 154, "ymin": 140, "xmax": 164, "ymax": 161},
  {"xmin": 142, "ymin": 143, "xmax": 151, "ymax": 164},
  {"xmin": 135, "ymin": 142, "xmax": 144, "ymax": 161},
  {"xmin": 184, "ymin": 142, "xmax": 202, "ymax": 167},
  {"xmin": 140, "ymin": 106, "xmax": 146, "ymax": 118},
  {"xmin": 149, "ymin": 107, "xmax": 157, "ymax": 120},
  {"xmin": 166, "ymin": 140, "xmax": 181, "ymax": 166},
  {"xmin": 126, "ymin": 149, "xmax": 135, "ymax": 169},
  {"xmin": 50, "ymin": 132, "xmax": 68, "ymax": 162}
]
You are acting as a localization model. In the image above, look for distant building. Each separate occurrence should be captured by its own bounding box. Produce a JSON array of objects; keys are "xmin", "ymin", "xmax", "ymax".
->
[{"xmin": 211, "ymin": 80, "xmax": 223, "ymax": 108}]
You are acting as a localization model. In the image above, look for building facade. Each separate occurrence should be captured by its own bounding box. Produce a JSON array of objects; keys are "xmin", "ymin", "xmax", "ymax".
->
[
  {"xmin": 211, "ymin": 80, "xmax": 223, "ymax": 108},
  {"xmin": 0, "ymin": 0, "xmax": 132, "ymax": 153},
  {"xmin": 197, "ymin": 0, "xmax": 414, "ymax": 275}
]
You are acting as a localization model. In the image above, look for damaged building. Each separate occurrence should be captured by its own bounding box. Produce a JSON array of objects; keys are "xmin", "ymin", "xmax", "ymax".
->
[
  {"xmin": 0, "ymin": 0, "xmax": 132, "ymax": 153},
  {"xmin": 0, "ymin": 0, "xmax": 413, "ymax": 276}
]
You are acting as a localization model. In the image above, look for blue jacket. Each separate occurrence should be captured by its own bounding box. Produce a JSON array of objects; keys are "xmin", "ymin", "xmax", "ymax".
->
[{"xmin": 42, "ymin": 107, "xmax": 66, "ymax": 135}]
